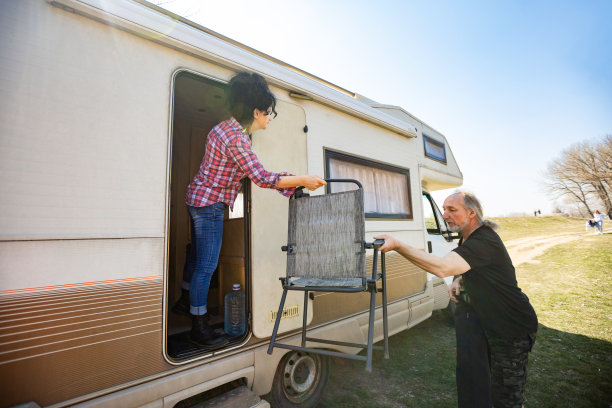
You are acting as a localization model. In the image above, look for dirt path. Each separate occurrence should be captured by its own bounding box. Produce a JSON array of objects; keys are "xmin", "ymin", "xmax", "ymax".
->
[{"xmin": 505, "ymin": 232, "xmax": 585, "ymax": 266}]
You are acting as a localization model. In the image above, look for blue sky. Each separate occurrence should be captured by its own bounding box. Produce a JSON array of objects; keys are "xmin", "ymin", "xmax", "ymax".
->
[{"xmin": 159, "ymin": 0, "xmax": 612, "ymax": 216}]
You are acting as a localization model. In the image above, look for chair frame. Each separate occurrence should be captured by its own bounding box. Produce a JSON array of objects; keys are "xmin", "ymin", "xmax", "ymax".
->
[{"xmin": 267, "ymin": 179, "xmax": 389, "ymax": 372}]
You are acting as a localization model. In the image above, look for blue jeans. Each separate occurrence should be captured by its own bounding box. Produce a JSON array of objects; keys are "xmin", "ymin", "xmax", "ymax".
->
[{"xmin": 182, "ymin": 203, "xmax": 225, "ymax": 316}]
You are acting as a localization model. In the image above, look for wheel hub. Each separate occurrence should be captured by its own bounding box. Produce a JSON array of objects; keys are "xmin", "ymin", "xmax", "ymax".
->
[{"xmin": 282, "ymin": 352, "xmax": 318, "ymax": 396}]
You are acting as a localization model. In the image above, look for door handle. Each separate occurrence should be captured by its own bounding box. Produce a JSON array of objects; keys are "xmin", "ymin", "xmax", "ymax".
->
[{"xmin": 427, "ymin": 241, "xmax": 432, "ymax": 253}]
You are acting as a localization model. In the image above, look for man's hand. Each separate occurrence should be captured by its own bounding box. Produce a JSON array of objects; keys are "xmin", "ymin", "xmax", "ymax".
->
[
  {"xmin": 449, "ymin": 277, "xmax": 463, "ymax": 303},
  {"xmin": 374, "ymin": 234, "xmax": 399, "ymax": 253}
]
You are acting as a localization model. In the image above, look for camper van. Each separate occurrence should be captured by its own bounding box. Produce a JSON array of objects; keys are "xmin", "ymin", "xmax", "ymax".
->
[{"xmin": 0, "ymin": 0, "xmax": 463, "ymax": 407}]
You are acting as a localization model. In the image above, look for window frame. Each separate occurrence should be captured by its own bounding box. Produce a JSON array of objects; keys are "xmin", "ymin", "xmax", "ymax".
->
[
  {"xmin": 422, "ymin": 192, "xmax": 460, "ymax": 241},
  {"xmin": 423, "ymin": 134, "xmax": 447, "ymax": 164},
  {"xmin": 422, "ymin": 192, "xmax": 448, "ymax": 234},
  {"xmin": 324, "ymin": 149, "xmax": 413, "ymax": 220}
]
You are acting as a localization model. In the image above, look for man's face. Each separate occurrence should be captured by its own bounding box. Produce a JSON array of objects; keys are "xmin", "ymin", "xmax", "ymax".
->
[{"xmin": 442, "ymin": 194, "xmax": 470, "ymax": 233}]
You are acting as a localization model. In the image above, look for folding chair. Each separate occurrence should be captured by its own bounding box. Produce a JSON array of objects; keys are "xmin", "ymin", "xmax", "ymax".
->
[{"xmin": 267, "ymin": 179, "xmax": 388, "ymax": 371}]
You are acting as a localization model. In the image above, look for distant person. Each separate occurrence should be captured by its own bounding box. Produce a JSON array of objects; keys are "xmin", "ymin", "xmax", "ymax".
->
[
  {"xmin": 376, "ymin": 191, "xmax": 538, "ymax": 408},
  {"xmin": 534, "ymin": 210, "xmax": 537, "ymax": 217},
  {"xmin": 538, "ymin": 209, "xmax": 541, "ymax": 215},
  {"xmin": 594, "ymin": 210, "xmax": 604, "ymax": 234},
  {"xmin": 173, "ymin": 72, "xmax": 326, "ymax": 349}
]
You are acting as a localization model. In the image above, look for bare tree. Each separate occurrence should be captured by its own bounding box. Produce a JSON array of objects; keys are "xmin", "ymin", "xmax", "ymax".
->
[{"xmin": 544, "ymin": 135, "xmax": 612, "ymax": 218}]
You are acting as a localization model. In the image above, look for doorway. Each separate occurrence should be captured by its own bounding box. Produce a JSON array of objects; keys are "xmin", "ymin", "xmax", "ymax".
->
[{"xmin": 166, "ymin": 71, "xmax": 249, "ymax": 360}]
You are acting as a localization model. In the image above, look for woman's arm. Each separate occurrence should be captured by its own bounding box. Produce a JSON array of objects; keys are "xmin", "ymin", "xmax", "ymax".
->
[
  {"xmin": 277, "ymin": 175, "xmax": 326, "ymax": 191},
  {"xmin": 226, "ymin": 134, "xmax": 325, "ymax": 192}
]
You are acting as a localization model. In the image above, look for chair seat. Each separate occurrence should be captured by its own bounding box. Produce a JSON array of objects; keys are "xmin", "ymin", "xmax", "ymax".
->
[{"xmin": 288, "ymin": 277, "xmax": 364, "ymax": 288}]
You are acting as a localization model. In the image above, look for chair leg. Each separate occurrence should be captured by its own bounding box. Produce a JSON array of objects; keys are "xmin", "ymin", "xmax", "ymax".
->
[
  {"xmin": 267, "ymin": 288, "xmax": 288, "ymax": 355},
  {"xmin": 302, "ymin": 290, "xmax": 309, "ymax": 347},
  {"xmin": 381, "ymin": 252, "xmax": 389, "ymax": 359},
  {"xmin": 366, "ymin": 282, "xmax": 376, "ymax": 372}
]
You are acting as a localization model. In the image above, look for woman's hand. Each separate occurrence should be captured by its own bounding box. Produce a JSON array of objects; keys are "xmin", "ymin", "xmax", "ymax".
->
[
  {"xmin": 302, "ymin": 175, "xmax": 327, "ymax": 191},
  {"xmin": 449, "ymin": 277, "xmax": 463, "ymax": 303}
]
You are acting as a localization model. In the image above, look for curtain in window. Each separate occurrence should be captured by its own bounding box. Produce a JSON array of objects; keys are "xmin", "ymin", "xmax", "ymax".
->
[{"xmin": 328, "ymin": 157, "xmax": 411, "ymax": 217}]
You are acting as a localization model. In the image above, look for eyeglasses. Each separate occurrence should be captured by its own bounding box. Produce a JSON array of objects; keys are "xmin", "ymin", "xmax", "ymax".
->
[{"xmin": 262, "ymin": 109, "xmax": 276, "ymax": 118}]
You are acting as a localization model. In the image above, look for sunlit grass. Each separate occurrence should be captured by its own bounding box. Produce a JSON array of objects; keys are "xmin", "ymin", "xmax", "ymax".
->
[
  {"xmin": 492, "ymin": 216, "xmax": 587, "ymax": 241},
  {"xmin": 516, "ymin": 235, "xmax": 612, "ymax": 407}
]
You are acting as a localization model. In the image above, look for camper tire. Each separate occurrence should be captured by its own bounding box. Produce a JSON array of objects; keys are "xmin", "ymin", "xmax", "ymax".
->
[{"xmin": 267, "ymin": 350, "xmax": 330, "ymax": 408}]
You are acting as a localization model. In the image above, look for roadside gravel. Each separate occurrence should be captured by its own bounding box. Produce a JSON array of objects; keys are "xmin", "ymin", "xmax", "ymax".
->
[{"xmin": 505, "ymin": 232, "xmax": 585, "ymax": 266}]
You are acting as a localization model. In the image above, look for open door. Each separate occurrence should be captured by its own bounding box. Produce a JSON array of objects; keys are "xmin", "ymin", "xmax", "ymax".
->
[
  {"xmin": 422, "ymin": 191, "xmax": 457, "ymax": 284},
  {"xmin": 249, "ymin": 101, "xmax": 308, "ymax": 339}
]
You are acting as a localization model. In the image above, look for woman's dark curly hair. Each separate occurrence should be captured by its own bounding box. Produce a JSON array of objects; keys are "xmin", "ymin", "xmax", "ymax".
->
[{"xmin": 227, "ymin": 72, "xmax": 277, "ymax": 126}]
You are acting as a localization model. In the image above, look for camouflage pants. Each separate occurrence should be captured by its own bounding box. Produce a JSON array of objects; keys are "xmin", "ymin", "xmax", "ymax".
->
[{"xmin": 488, "ymin": 333, "xmax": 536, "ymax": 408}]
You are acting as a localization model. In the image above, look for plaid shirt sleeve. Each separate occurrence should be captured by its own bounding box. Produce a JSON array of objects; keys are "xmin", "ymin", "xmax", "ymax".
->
[{"xmin": 227, "ymin": 133, "xmax": 295, "ymax": 197}]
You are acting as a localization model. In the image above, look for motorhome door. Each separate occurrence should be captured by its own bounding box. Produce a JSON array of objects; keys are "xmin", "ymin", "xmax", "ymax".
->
[{"xmin": 250, "ymin": 101, "xmax": 308, "ymax": 339}]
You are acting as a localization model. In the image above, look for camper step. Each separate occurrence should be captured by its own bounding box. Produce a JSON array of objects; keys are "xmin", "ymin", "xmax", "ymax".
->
[{"xmin": 190, "ymin": 386, "xmax": 269, "ymax": 408}]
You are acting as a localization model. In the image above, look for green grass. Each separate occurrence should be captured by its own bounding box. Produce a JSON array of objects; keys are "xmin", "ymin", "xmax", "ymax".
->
[
  {"xmin": 319, "ymin": 218, "xmax": 612, "ymax": 407},
  {"xmin": 517, "ymin": 235, "xmax": 612, "ymax": 407},
  {"xmin": 319, "ymin": 314, "xmax": 457, "ymax": 408},
  {"xmin": 492, "ymin": 216, "xmax": 587, "ymax": 241}
]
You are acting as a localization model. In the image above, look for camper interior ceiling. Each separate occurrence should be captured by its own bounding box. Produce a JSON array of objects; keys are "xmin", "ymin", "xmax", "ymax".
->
[{"xmin": 0, "ymin": 0, "xmax": 462, "ymax": 407}]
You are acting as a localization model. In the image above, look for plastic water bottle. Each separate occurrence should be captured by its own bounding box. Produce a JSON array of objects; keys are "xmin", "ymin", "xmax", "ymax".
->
[{"xmin": 224, "ymin": 283, "xmax": 246, "ymax": 336}]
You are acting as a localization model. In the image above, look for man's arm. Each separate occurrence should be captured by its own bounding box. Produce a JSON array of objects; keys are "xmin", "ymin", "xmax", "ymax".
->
[{"xmin": 375, "ymin": 234, "xmax": 471, "ymax": 278}]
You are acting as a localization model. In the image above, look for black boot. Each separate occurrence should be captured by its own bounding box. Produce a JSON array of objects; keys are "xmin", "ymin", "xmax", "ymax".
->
[
  {"xmin": 191, "ymin": 314, "xmax": 228, "ymax": 349},
  {"xmin": 171, "ymin": 289, "xmax": 190, "ymax": 316}
]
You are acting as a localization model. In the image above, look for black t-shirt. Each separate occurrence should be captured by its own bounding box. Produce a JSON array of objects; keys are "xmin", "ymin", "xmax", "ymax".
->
[{"xmin": 453, "ymin": 225, "xmax": 538, "ymax": 338}]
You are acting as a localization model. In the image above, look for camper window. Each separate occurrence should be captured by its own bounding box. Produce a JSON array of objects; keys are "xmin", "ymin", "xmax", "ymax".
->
[
  {"xmin": 325, "ymin": 150, "xmax": 412, "ymax": 219},
  {"xmin": 423, "ymin": 135, "xmax": 447, "ymax": 163}
]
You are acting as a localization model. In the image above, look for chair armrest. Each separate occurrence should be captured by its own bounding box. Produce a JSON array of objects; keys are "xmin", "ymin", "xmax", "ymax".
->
[{"xmin": 365, "ymin": 239, "xmax": 385, "ymax": 249}]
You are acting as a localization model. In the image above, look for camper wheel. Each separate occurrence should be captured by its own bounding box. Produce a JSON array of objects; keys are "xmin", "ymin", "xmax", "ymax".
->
[{"xmin": 267, "ymin": 350, "xmax": 330, "ymax": 408}]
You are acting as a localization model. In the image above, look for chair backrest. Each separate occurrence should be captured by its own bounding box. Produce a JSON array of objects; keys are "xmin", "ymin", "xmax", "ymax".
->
[{"xmin": 286, "ymin": 187, "xmax": 365, "ymax": 281}]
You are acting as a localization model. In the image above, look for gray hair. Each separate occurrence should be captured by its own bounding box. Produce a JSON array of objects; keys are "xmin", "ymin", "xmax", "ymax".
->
[{"xmin": 454, "ymin": 191, "xmax": 499, "ymax": 230}]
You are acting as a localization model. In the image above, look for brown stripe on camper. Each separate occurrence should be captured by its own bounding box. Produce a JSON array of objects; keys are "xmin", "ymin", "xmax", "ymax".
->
[
  {"xmin": 310, "ymin": 251, "xmax": 427, "ymax": 325},
  {"xmin": 0, "ymin": 278, "xmax": 169, "ymax": 407}
]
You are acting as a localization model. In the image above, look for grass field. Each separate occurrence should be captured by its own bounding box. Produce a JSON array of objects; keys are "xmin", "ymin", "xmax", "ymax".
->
[
  {"xmin": 319, "ymin": 217, "xmax": 611, "ymax": 407},
  {"xmin": 493, "ymin": 216, "xmax": 587, "ymax": 240}
]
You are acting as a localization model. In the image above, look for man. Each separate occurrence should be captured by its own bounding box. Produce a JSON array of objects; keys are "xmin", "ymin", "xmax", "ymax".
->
[{"xmin": 376, "ymin": 191, "xmax": 538, "ymax": 408}]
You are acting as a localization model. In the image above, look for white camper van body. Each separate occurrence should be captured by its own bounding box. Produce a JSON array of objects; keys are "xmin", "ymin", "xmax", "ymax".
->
[{"xmin": 0, "ymin": 0, "xmax": 463, "ymax": 406}]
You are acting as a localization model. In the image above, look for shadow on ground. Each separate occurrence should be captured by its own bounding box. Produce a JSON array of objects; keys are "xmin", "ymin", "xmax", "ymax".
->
[{"xmin": 318, "ymin": 312, "xmax": 612, "ymax": 408}]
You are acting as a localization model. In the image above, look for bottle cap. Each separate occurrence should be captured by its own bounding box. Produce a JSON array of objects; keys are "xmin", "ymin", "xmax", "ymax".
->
[{"xmin": 233, "ymin": 283, "xmax": 241, "ymax": 290}]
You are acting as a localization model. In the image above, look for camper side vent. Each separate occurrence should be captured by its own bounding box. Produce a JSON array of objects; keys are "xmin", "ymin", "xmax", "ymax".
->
[{"xmin": 269, "ymin": 305, "xmax": 300, "ymax": 322}]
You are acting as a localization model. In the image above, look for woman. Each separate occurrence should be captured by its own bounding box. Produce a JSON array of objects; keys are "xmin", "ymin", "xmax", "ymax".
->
[
  {"xmin": 594, "ymin": 210, "xmax": 604, "ymax": 234},
  {"xmin": 175, "ymin": 72, "xmax": 326, "ymax": 349}
]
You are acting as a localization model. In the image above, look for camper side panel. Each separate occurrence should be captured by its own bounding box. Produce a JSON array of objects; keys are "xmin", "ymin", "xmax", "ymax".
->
[
  {"xmin": 0, "ymin": 1, "xmax": 234, "ymax": 405},
  {"xmin": 300, "ymin": 102, "xmax": 431, "ymax": 325}
]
